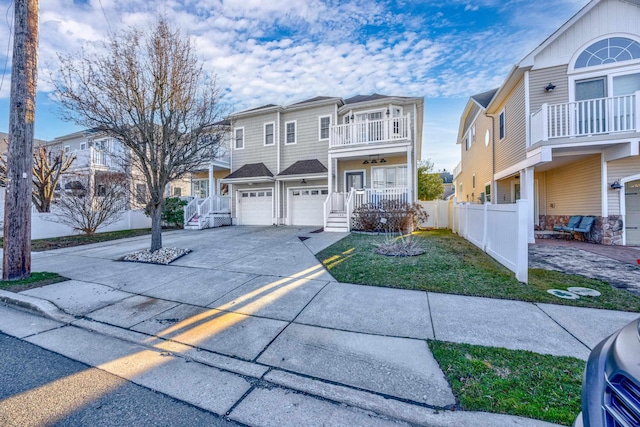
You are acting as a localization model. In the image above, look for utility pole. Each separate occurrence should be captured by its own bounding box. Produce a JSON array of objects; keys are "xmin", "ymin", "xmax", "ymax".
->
[{"xmin": 3, "ymin": 0, "xmax": 39, "ymax": 280}]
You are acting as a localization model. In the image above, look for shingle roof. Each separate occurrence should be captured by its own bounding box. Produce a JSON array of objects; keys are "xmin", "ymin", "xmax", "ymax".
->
[
  {"xmin": 440, "ymin": 171, "xmax": 454, "ymax": 184},
  {"xmin": 278, "ymin": 159, "xmax": 328, "ymax": 176},
  {"xmin": 344, "ymin": 93, "xmax": 393, "ymax": 104},
  {"xmin": 471, "ymin": 89, "xmax": 499, "ymax": 109},
  {"xmin": 224, "ymin": 163, "xmax": 274, "ymax": 180},
  {"xmin": 290, "ymin": 96, "xmax": 336, "ymax": 106},
  {"xmin": 237, "ymin": 104, "xmax": 278, "ymax": 114}
]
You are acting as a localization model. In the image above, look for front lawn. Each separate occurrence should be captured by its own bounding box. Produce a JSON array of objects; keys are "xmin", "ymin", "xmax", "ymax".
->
[
  {"xmin": 317, "ymin": 229, "xmax": 640, "ymax": 312},
  {"xmin": 430, "ymin": 340, "xmax": 583, "ymax": 425}
]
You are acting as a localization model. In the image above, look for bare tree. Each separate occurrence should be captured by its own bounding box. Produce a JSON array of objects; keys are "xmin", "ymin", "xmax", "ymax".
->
[
  {"xmin": 53, "ymin": 17, "xmax": 225, "ymax": 251},
  {"xmin": 52, "ymin": 172, "xmax": 128, "ymax": 235},
  {"xmin": 3, "ymin": 0, "xmax": 39, "ymax": 281}
]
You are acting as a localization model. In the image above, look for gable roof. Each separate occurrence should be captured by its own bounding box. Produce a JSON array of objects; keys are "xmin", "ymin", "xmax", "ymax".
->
[
  {"xmin": 278, "ymin": 159, "xmax": 328, "ymax": 176},
  {"xmin": 470, "ymin": 88, "xmax": 499, "ymax": 109},
  {"xmin": 344, "ymin": 93, "xmax": 392, "ymax": 104},
  {"xmin": 291, "ymin": 96, "xmax": 335, "ymax": 106},
  {"xmin": 223, "ymin": 162, "xmax": 274, "ymax": 180}
]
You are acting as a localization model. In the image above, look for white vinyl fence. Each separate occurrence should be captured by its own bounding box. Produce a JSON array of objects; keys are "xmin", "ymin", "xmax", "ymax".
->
[
  {"xmin": 419, "ymin": 200, "xmax": 528, "ymax": 283},
  {"xmin": 0, "ymin": 209, "xmax": 152, "ymax": 240}
]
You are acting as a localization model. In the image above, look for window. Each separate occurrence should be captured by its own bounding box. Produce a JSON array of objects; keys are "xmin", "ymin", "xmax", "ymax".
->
[
  {"xmin": 472, "ymin": 174, "xmax": 476, "ymax": 189},
  {"xmin": 173, "ymin": 187, "xmax": 182, "ymax": 197},
  {"xmin": 234, "ymin": 127, "xmax": 244, "ymax": 149},
  {"xmin": 372, "ymin": 166, "xmax": 407, "ymax": 189},
  {"xmin": 80, "ymin": 142, "xmax": 87, "ymax": 150},
  {"xmin": 64, "ymin": 145, "xmax": 70, "ymax": 153},
  {"xmin": 96, "ymin": 184, "xmax": 106, "ymax": 197},
  {"xmin": 575, "ymin": 37, "xmax": 640, "ymax": 69},
  {"xmin": 136, "ymin": 184, "xmax": 147, "ymax": 205},
  {"xmin": 285, "ymin": 121, "xmax": 296, "ymax": 144},
  {"xmin": 499, "ymin": 110, "xmax": 506, "ymax": 140},
  {"xmin": 485, "ymin": 183, "xmax": 491, "ymax": 202},
  {"xmin": 319, "ymin": 116, "xmax": 331, "ymax": 140},
  {"xmin": 465, "ymin": 126, "xmax": 475, "ymax": 150},
  {"xmin": 264, "ymin": 122, "xmax": 274, "ymax": 146}
]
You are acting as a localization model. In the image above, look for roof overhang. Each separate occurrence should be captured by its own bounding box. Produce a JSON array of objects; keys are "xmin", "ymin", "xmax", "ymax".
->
[
  {"xmin": 220, "ymin": 176, "xmax": 275, "ymax": 184},
  {"xmin": 276, "ymin": 173, "xmax": 328, "ymax": 182},
  {"xmin": 337, "ymin": 96, "xmax": 424, "ymax": 115}
]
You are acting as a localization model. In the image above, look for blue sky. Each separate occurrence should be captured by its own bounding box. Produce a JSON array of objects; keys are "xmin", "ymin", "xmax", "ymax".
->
[{"xmin": 0, "ymin": 0, "xmax": 589, "ymax": 171}]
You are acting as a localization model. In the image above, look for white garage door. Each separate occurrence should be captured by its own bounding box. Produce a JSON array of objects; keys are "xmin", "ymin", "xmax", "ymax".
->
[
  {"xmin": 290, "ymin": 188, "xmax": 328, "ymax": 226},
  {"xmin": 239, "ymin": 189, "xmax": 273, "ymax": 225}
]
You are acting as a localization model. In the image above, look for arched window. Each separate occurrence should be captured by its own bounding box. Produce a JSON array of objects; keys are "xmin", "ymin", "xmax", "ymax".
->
[{"xmin": 575, "ymin": 37, "xmax": 640, "ymax": 69}]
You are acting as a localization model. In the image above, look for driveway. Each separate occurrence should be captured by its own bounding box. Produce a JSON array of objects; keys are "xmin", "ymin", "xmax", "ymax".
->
[{"xmin": 2, "ymin": 226, "xmax": 636, "ymax": 426}]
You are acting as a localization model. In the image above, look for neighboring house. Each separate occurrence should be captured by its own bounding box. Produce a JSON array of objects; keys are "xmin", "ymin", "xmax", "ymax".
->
[
  {"xmin": 440, "ymin": 170, "xmax": 454, "ymax": 200},
  {"xmin": 221, "ymin": 94, "xmax": 424, "ymax": 231},
  {"xmin": 454, "ymin": 0, "xmax": 640, "ymax": 246}
]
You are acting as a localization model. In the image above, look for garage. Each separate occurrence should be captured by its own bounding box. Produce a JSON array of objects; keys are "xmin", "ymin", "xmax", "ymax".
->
[
  {"xmin": 238, "ymin": 189, "xmax": 273, "ymax": 225},
  {"xmin": 290, "ymin": 188, "xmax": 328, "ymax": 226}
]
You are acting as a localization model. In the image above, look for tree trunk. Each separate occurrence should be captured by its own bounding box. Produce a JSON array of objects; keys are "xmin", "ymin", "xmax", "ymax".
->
[
  {"xmin": 150, "ymin": 202, "xmax": 163, "ymax": 252},
  {"xmin": 3, "ymin": 0, "xmax": 39, "ymax": 281}
]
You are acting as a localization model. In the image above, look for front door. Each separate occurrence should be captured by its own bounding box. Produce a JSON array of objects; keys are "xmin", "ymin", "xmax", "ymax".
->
[
  {"xmin": 626, "ymin": 180, "xmax": 640, "ymax": 245},
  {"xmin": 345, "ymin": 172, "xmax": 364, "ymax": 192}
]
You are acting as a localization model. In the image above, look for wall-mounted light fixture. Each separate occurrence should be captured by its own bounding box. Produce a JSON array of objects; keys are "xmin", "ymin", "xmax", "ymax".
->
[
  {"xmin": 301, "ymin": 179, "xmax": 307, "ymax": 184},
  {"xmin": 385, "ymin": 109, "xmax": 390, "ymax": 117},
  {"xmin": 362, "ymin": 159, "xmax": 369, "ymax": 165},
  {"xmin": 545, "ymin": 83, "xmax": 556, "ymax": 92},
  {"xmin": 610, "ymin": 180, "xmax": 622, "ymax": 190}
]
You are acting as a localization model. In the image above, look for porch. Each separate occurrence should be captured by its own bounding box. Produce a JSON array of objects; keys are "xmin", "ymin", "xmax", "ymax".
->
[
  {"xmin": 531, "ymin": 91, "xmax": 640, "ymax": 144},
  {"xmin": 183, "ymin": 194, "xmax": 231, "ymax": 230}
]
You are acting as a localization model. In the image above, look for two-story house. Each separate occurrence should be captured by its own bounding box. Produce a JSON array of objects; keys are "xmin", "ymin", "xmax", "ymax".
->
[
  {"xmin": 455, "ymin": 0, "xmax": 640, "ymax": 246},
  {"xmin": 221, "ymin": 94, "xmax": 424, "ymax": 231}
]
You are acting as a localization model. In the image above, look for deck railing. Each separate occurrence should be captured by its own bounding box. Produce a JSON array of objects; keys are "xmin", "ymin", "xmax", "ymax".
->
[
  {"xmin": 210, "ymin": 195, "xmax": 231, "ymax": 213},
  {"xmin": 330, "ymin": 115, "xmax": 410, "ymax": 148},
  {"xmin": 351, "ymin": 187, "xmax": 409, "ymax": 211},
  {"xmin": 183, "ymin": 197, "xmax": 199, "ymax": 224},
  {"xmin": 532, "ymin": 92, "xmax": 639, "ymax": 143}
]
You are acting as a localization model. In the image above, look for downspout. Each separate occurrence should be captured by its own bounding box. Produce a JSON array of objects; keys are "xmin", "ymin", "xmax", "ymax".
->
[
  {"xmin": 489, "ymin": 114, "xmax": 496, "ymax": 203},
  {"xmin": 276, "ymin": 111, "xmax": 281, "ymax": 224}
]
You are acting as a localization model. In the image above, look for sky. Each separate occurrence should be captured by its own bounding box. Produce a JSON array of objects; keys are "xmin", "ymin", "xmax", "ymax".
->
[{"xmin": 0, "ymin": 0, "xmax": 590, "ymax": 172}]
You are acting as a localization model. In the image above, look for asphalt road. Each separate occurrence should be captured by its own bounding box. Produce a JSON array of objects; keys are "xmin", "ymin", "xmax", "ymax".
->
[{"xmin": 0, "ymin": 332, "xmax": 241, "ymax": 427}]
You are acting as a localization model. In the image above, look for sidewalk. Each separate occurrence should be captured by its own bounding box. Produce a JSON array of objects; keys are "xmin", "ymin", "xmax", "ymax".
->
[{"xmin": 1, "ymin": 227, "xmax": 638, "ymax": 426}]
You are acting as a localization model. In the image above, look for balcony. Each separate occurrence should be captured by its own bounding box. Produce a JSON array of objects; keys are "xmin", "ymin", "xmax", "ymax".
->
[
  {"xmin": 72, "ymin": 147, "xmax": 121, "ymax": 170},
  {"xmin": 531, "ymin": 92, "xmax": 640, "ymax": 144},
  {"xmin": 453, "ymin": 162, "xmax": 462, "ymax": 179},
  {"xmin": 330, "ymin": 115, "xmax": 411, "ymax": 148}
]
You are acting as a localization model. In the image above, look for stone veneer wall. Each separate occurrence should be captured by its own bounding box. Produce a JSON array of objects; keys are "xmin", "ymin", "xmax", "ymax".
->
[{"xmin": 538, "ymin": 215, "xmax": 624, "ymax": 245}]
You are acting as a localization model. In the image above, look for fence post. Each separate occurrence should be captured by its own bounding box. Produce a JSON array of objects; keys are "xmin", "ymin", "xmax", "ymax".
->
[
  {"xmin": 515, "ymin": 199, "xmax": 528, "ymax": 283},
  {"xmin": 482, "ymin": 202, "xmax": 489, "ymax": 251}
]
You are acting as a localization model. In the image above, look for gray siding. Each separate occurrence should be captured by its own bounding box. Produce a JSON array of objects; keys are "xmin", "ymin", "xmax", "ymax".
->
[
  {"xmin": 232, "ymin": 112, "xmax": 279, "ymax": 174},
  {"xmin": 281, "ymin": 104, "xmax": 335, "ymax": 170},
  {"xmin": 495, "ymin": 78, "xmax": 527, "ymax": 173},
  {"xmin": 529, "ymin": 65, "xmax": 569, "ymax": 114}
]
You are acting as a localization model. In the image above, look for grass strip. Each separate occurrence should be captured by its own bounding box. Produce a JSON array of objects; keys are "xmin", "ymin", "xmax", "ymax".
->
[
  {"xmin": 429, "ymin": 340, "xmax": 583, "ymax": 426},
  {"xmin": 0, "ymin": 228, "xmax": 153, "ymax": 252},
  {"xmin": 318, "ymin": 229, "xmax": 640, "ymax": 312},
  {"xmin": 0, "ymin": 272, "xmax": 68, "ymax": 292}
]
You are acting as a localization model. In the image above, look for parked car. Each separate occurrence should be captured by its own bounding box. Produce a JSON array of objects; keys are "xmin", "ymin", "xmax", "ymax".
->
[{"xmin": 574, "ymin": 317, "xmax": 640, "ymax": 426}]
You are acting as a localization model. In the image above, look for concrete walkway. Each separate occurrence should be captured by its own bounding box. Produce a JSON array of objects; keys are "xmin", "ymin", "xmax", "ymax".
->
[{"xmin": 1, "ymin": 226, "xmax": 638, "ymax": 427}]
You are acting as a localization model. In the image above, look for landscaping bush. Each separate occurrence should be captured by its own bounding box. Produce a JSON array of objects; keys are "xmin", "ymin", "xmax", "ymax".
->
[
  {"xmin": 352, "ymin": 200, "xmax": 428, "ymax": 232},
  {"xmin": 160, "ymin": 197, "xmax": 188, "ymax": 228}
]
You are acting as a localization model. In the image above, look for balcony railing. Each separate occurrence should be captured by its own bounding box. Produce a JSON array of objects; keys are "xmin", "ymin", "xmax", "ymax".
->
[
  {"xmin": 72, "ymin": 147, "xmax": 120, "ymax": 169},
  {"xmin": 330, "ymin": 115, "xmax": 410, "ymax": 148},
  {"xmin": 531, "ymin": 92, "xmax": 640, "ymax": 143},
  {"xmin": 453, "ymin": 162, "xmax": 462, "ymax": 179},
  {"xmin": 351, "ymin": 187, "xmax": 409, "ymax": 211}
]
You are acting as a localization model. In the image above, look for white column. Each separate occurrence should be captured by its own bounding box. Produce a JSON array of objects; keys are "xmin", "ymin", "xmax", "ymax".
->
[
  {"xmin": 208, "ymin": 163, "xmax": 214, "ymax": 197},
  {"xmin": 328, "ymin": 153, "xmax": 333, "ymax": 196},
  {"xmin": 520, "ymin": 167, "xmax": 535, "ymax": 244},
  {"xmin": 406, "ymin": 147, "xmax": 413, "ymax": 203}
]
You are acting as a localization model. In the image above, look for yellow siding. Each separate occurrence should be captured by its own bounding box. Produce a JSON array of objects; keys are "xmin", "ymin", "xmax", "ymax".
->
[
  {"xmin": 495, "ymin": 78, "xmax": 527, "ymax": 173},
  {"xmin": 545, "ymin": 155, "xmax": 602, "ymax": 216},
  {"xmin": 457, "ymin": 113, "xmax": 493, "ymax": 203},
  {"xmin": 607, "ymin": 156, "xmax": 640, "ymax": 215},
  {"xmin": 535, "ymin": 172, "xmax": 547, "ymax": 216}
]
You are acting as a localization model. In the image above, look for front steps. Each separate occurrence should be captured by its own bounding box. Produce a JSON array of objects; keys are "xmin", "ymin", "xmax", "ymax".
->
[{"xmin": 325, "ymin": 212, "xmax": 349, "ymax": 232}]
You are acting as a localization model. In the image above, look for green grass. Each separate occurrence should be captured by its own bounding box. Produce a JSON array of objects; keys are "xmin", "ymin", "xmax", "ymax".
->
[
  {"xmin": 318, "ymin": 229, "xmax": 640, "ymax": 312},
  {"xmin": 429, "ymin": 340, "xmax": 583, "ymax": 425},
  {"xmin": 0, "ymin": 272, "xmax": 67, "ymax": 292},
  {"xmin": 0, "ymin": 228, "xmax": 153, "ymax": 252}
]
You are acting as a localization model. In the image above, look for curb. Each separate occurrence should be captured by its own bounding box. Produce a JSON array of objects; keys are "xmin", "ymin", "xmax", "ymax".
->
[{"xmin": 0, "ymin": 289, "xmax": 76, "ymax": 324}]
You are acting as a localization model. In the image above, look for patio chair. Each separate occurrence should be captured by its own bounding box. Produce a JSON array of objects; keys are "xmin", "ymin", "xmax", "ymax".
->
[
  {"xmin": 570, "ymin": 216, "xmax": 596, "ymax": 240},
  {"xmin": 553, "ymin": 215, "xmax": 581, "ymax": 238}
]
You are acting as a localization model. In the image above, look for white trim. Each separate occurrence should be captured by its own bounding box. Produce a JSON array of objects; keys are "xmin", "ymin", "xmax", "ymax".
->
[
  {"xmin": 318, "ymin": 115, "xmax": 331, "ymax": 141},
  {"xmin": 370, "ymin": 164, "xmax": 408, "ymax": 190},
  {"xmin": 233, "ymin": 127, "xmax": 245, "ymax": 150},
  {"xmin": 79, "ymin": 142, "xmax": 87, "ymax": 151},
  {"xmin": 236, "ymin": 186, "xmax": 275, "ymax": 226},
  {"xmin": 287, "ymin": 185, "xmax": 329, "ymax": 225},
  {"xmin": 64, "ymin": 145, "xmax": 70, "ymax": 153},
  {"xmin": 263, "ymin": 121, "xmax": 275, "ymax": 146},
  {"xmin": 285, "ymin": 120, "xmax": 297, "ymax": 145},
  {"xmin": 343, "ymin": 169, "xmax": 366, "ymax": 192},
  {"xmin": 524, "ymin": 70, "xmax": 531, "ymax": 148},
  {"xmin": 483, "ymin": 181, "xmax": 492, "ymax": 203},
  {"xmin": 568, "ymin": 63, "xmax": 640, "ymax": 103},
  {"xmin": 619, "ymin": 173, "xmax": 640, "ymax": 246},
  {"xmin": 276, "ymin": 174, "xmax": 328, "ymax": 182}
]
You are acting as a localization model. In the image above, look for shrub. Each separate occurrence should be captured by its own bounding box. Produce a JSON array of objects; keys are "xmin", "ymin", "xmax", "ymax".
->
[
  {"xmin": 352, "ymin": 200, "xmax": 428, "ymax": 233},
  {"xmin": 161, "ymin": 197, "xmax": 188, "ymax": 227}
]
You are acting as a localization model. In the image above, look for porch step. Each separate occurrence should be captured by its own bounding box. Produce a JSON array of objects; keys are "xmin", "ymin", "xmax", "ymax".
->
[{"xmin": 325, "ymin": 226, "xmax": 349, "ymax": 233}]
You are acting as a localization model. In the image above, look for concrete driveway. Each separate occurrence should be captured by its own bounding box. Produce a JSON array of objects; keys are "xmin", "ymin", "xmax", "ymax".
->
[{"xmin": 2, "ymin": 226, "xmax": 637, "ymax": 426}]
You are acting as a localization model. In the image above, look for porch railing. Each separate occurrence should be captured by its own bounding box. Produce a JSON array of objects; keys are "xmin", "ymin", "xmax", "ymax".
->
[
  {"xmin": 210, "ymin": 195, "xmax": 231, "ymax": 213},
  {"xmin": 184, "ymin": 196, "xmax": 199, "ymax": 224},
  {"xmin": 351, "ymin": 187, "xmax": 409, "ymax": 211},
  {"xmin": 532, "ymin": 92, "xmax": 640, "ymax": 143},
  {"xmin": 330, "ymin": 115, "xmax": 410, "ymax": 148}
]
